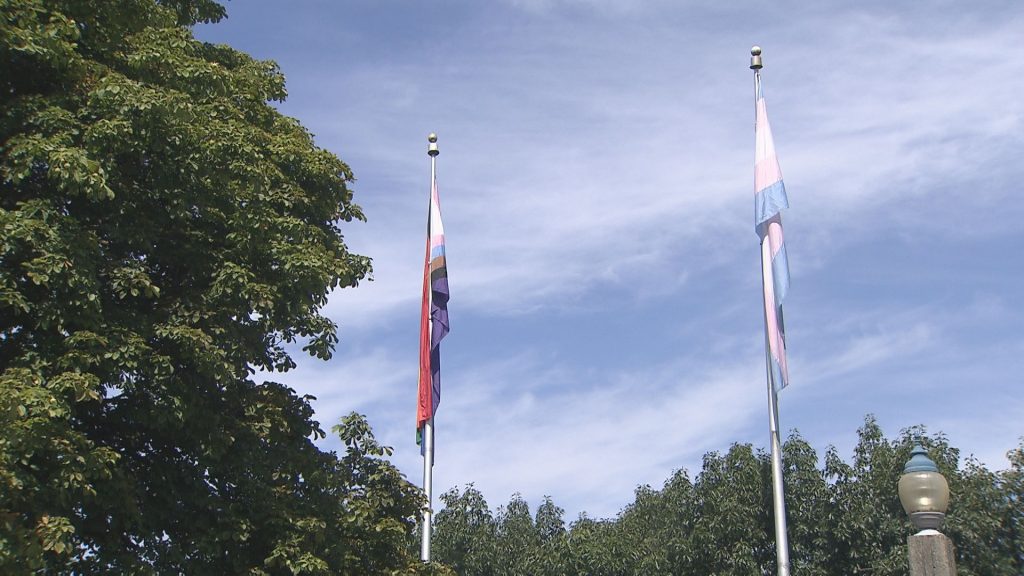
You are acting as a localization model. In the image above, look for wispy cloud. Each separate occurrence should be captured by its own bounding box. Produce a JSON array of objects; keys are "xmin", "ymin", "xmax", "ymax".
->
[
  {"xmin": 405, "ymin": 351, "xmax": 765, "ymax": 519},
  {"xmin": 202, "ymin": 0, "xmax": 1024, "ymax": 521}
]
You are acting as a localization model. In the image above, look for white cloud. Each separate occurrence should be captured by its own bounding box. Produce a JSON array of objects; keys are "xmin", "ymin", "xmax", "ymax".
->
[
  {"xmin": 404, "ymin": 352, "xmax": 765, "ymax": 519},
  {"xmin": 201, "ymin": 0, "xmax": 1024, "ymax": 522}
]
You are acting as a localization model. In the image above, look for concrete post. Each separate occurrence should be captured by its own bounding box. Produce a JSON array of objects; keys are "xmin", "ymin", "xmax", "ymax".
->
[{"xmin": 908, "ymin": 531, "xmax": 957, "ymax": 576}]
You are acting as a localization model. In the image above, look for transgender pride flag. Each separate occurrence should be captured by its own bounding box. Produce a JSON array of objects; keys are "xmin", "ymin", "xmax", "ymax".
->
[
  {"xmin": 754, "ymin": 73, "xmax": 791, "ymax": 391},
  {"xmin": 417, "ymin": 173, "xmax": 450, "ymax": 439}
]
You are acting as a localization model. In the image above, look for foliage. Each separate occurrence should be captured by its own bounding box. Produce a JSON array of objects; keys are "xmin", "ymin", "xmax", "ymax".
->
[
  {"xmin": 433, "ymin": 485, "xmax": 499, "ymax": 576},
  {"xmin": 1003, "ymin": 442, "xmax": 1024, "ymax": 567},
  {"xmin": 0, "ymin": 0, "xmax": 442, "ymax": 573},
  {"xmin": 821, "ymin": 418, "xmax": 913, "ymax": 575},
  {"xmin": 329, "ymin": 414, "xmax": 431, "ymax": 575},
  {"xmin": 431, "ymin": 417, "xmax": 1023, "ymax": 575}
]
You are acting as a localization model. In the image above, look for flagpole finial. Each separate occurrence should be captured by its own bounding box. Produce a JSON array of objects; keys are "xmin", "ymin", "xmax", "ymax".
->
[
  {"xmin": 750, "ymin": 46, "xmax": 763, "ymax": 70},
  {"xmin": 428, "ymin": 133, "xmax": 439, "ymax": 157}
]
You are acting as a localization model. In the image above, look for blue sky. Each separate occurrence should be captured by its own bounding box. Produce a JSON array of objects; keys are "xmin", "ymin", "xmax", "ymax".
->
[{"xmin": 197, "ymin": 1, "xmax": 1024, "ymax": 520}]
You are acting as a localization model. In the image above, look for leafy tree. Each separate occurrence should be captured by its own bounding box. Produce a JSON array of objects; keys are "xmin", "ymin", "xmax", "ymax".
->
[
  {"xmin": 433, "ymin": 488, "xmax": 572, "ymax": 576},
  {"xmin": 606, "ymin": 481, "xmax": 678, "ymax": 575},
  {"xmin": 682, "ymin": 443, "xmax": 773, "ymax": 574},
  {"xmin": 531, "ymin": 496, "xmax": 570, "ymax": 576},
  {"xmin": 430, "ymin": 417, "xmax": 1021, "ymax": 576},
  {"xmin": 328, "ymin": 413, "xmax": 433, "ymax": 575},
  {"xmin": 494, "ymin": 494, "xmax": 540, "ymax": 575},
  {"xmin": 0, "ymin": 0, "xmax": 438, "ymax": 573},
  {"xmin": 821, "ymin": 417, "xmax": 910, "ymax": 575},
  {"xmin": 821, "ymin": 419, "xmax": 1019, "ymax": 576},
  {"xmin": 534, "ymin": 496, "xmax": 565, "ymax": 545},
  {"xmin": 564, "ymin": 515, "xmax": 631, "ymax": 576},
  {"xmin": 647, "ymin": 469, "xmax": 698, "ymax": 574},
  {"xmin": 433, "ymin": 485, "xmax": 499, "ymax": 576},
  {"xmin": 1003, "ymin": 441, "xmax": 1024, "ymax": 568},
  {"xmin": 946, "ymin": 454, "xmax": 1017, "ymax": 575},
  {"xmin": 780, "ymin": 433, "xmax": 830, "ymax": 576}
]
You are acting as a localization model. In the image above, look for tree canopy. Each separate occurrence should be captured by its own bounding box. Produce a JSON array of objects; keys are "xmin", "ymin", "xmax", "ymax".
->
[
  {"xmin": 1, "ymin": 0, "xmax": 434, "ymax": 573},
  {"xmin": 433, "ymin": 418, "xmax": 1023, "ymax": 575}
]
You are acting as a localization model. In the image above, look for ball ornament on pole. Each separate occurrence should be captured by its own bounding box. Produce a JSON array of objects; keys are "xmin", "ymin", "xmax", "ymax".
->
[{"xmin": 750, "ymin": 45, "xmax": 763, "ymax": 70}]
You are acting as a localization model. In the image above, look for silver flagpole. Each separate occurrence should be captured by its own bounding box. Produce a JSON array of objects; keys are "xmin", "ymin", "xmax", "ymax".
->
[
  {"xmin": 421, "ymin": 133, "xmax": 440, "ymax": 563},
  {"xmin": 752, "ymin": 46, "xmax": 791, "ymax": 576},
  {"xmin": 421, "ymin": 415, "xmax": 434, "ymax": 562}
]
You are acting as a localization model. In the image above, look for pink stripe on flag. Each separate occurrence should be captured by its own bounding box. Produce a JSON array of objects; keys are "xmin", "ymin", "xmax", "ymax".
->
[{"xmin": 754, "ymin": 100, "xmax": 783, "ymax": 193}]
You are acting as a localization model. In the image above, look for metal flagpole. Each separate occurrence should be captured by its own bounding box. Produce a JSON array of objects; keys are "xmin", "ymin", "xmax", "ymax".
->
[
  {"xmin": 753, "ymin": 46, "xmax": 791, "ymax": 576},
  {"xmin": 421, "ymin": 415, "xmax": 434, "ymax": 562},
  {"xmin": 421, "ymin": 133, "xmax": 439, "ymax": 563}
]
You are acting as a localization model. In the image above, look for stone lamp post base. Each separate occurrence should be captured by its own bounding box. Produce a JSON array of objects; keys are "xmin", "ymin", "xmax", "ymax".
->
[{"xmin": 908, "ymin": 531, "xmax": 957, "ymax": 576}]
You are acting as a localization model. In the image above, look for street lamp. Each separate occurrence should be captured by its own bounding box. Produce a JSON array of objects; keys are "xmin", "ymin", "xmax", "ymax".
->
[{"xmin": 898, "ymin": 444, "xmax": 950, "ymax": 532}]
